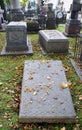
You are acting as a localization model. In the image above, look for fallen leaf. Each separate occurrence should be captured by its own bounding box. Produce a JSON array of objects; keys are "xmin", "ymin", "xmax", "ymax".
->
[
  {"xmin": 47, "ymin": 76, "xmax": 51, "ymax": 80},
  {"xmin": 0, "ymin": 124, "xmax": 3, "ymax": 128},
  {"xmin": 61, "ymin": 127, "xmax": 66, "ymax": 130},
  {"xmin": 47, "ymin": 64, "xmax": 51, "ymax": 68},
  {"xmin": 28, "ymin": 77, "xmax": 33, "ymax": 80},
  {"xmin": 33, "ymin": 91, "xmax": 37, "ymax": 95},
  {"xmin": 61, "ymin": 82, "xmax": 68, "ymax": 89},
  {"xmin": 0, "ymin": 82, "xmax": 3, "ymax": 85},
  {"xmin": 79, "ymin": 95, "xmax": 82, "ymax": 100},
  {"xmin": 60, "ymin": 101, "xmax": 64, "ymax": 104},
  {"xmin": 68, "ymin": 81, "xmax": 72, "ymax": 86},
  {"xmin": 25, "ymin": 87, "xmax": 32, "ymax": 92},
  {"xmin": 12, "ymin": 103, "xmax": 19, "ymax": 110},
  {"xmin": 7, "ymin": 90, "xmax": 15, "ymax": 94},
  {"xmin": 45, "ymin": 89, "xmax": 49, "ymax": 95}
]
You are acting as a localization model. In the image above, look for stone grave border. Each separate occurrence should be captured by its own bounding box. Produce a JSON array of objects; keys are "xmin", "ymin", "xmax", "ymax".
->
[{"xmin": 70, "ymin": 58, "xmax": 82, "ymax": 81}]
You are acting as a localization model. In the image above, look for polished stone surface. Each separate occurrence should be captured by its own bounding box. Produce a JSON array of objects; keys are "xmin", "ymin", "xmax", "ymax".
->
[{"xmin": 19, "ymin": 60, "xmax": 76, "ymax": 123}]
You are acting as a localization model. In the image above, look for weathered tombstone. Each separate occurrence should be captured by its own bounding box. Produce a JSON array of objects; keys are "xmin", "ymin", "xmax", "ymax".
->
[
  {"xmin": 0, "ymin": 6, "xmax": 4, "ymax": 29},
  {"xmin": 64, "ymin": 0, "xmax": 81, "ymax": 37},
  {"xmin": 39, "ymin": 30, "xmax": 69, "ymax": 55},
  {"xmin": 1, "ymin": 21, "xmax": 33, "ymax": 56},
  {"xmin": 19, "ymin": 60, "xmax": 76, "ymax": 123},
  {"xmin": 46, "ymin": 3, "xmax": 56, "ymax": 29},
  {"xmin": 8, "ymin": 0, "xmax": 24, "ymax": 21}
]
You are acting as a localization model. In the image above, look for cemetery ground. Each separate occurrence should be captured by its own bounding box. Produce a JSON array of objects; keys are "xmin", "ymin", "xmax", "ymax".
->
[{"xmin": 0, "ymin": 25, "xmax": 82, "ymax": 130}]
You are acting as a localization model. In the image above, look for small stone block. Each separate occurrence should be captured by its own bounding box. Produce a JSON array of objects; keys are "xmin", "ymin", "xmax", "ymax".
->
[
  {"xmin": 39, "ymin": 30, "xmax": 69, "ymax": 53},
  {"xmin": 19, "ymin": 60, "xmax": 76, "ymax": 123}
]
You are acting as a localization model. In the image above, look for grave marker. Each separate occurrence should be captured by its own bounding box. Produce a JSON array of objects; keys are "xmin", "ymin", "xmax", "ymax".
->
[
  {"xmin": 1, "ymin": 21, "xmax": 33, "ymax": 56},
  {"xmin": 19, "ymin": 60, "xmax": 76, "ymax": 123},
  {"xmin": 39, "ymin": 30, "xmax": 69, "ymax": 55}
]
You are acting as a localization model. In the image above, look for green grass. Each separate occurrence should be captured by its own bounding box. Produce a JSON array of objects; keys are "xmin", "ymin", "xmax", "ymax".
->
[{"xmin": 0, "ymin": 25, "xmax": 82, "ymax": 130}]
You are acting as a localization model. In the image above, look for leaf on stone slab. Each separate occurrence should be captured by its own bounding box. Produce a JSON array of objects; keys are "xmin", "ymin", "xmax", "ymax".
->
[
  {"xmin": 33, "ymin": 91, "xmax": 37, "ymax": 95},
  {"xmin": 25, "ymin": 87, "xmax": 33, "ymax": 92},
  {"xmin": 47, "ymin": 63, "xmax": 51, "ymax": 68},
  {"xmin": 45, "ymin": 89, "xmax": 49, "ymax": 95},
  {"xmin": 47, "ymin": 83, "xmax": 51, "ymax": 88},
  {"xmin": 60, "ymin": 101, "xmax": 64, "ymax": 104},
  {"xmin": 28, "ymin": 77, "xmax": 33, "ymax": 80},
  {"xmin": 61, "ymin": 82, "xmax": 68, "ymax": 89},
  {"xmin": 47, "ymin": 76, "xmax": 51, "ymax": 80}
]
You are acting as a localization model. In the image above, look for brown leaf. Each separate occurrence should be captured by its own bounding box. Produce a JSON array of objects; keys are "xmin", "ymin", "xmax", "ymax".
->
[
  {"xmin": 79, "ymin": 95, "xmax": 82, "ymax": 100},
  {"xmin": 0, "ymin": 124, "xmax": 3, "ymax": 128},
  {"xmin": 28, "ymin": 77, "xmax": 33, "ymax": 80},
  {"xmin": 47, "ymin": 76, "xmax": 51, "ymax": 80},
  {"xmin": 61, "ymin": 82, "xmax": 68, "ymax": 89},
  {"xmin": 13, "ymin": 103, "xmax": 19, "ymax": 110},
  {"xmin": 61, "ymin": 127, "xmax": 66, "ymax": 130},
  {"xmin": 7, "ymin": 90, "xmax": 15, "ymax": 94},
  {"xmin": 25, "ymin": 87, "xmax": 33, "ymax": 92},
  {"xmin": 47, "ymin": 64, "xmax": 51, "ymax": 68}
]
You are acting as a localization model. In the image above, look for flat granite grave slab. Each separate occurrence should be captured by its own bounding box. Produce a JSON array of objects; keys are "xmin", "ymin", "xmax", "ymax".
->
[
  {"xmin": 19, "ymin": 60, "xmax": 76, "ymax": 123},
  {"xmin": 39, "ymin": 30, "xmax": 69, "ymax": 55}
]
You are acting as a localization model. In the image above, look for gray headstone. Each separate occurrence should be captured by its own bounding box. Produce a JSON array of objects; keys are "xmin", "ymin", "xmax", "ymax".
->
[
  {"xmin": 6, "ymin": 22, "xmax": 28, "ymax": 51},
  {"xmin": 19, "ymin": 60, "xmax": 76, "ymax": 123},
  {"xmin": 39, "ymin": 30, "xmax": 69, "ymax": 54},
  {"xmin": 1, "ymin": 21, "xmax": 33, "ymax": 55}
]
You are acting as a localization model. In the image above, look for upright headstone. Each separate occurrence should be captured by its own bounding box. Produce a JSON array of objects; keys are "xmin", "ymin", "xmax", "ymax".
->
[
  {"xmin": 0, "ymin": 6, "xmax": 4, "ymax": 29},
  {"xmin": 80, "ymin": 44, "xmax": 82, "ymax": 61},
  {"xmin": 1, "ymin": 21, "xmax": 33, "ymax": 56},
  {"xmin": 46, "ymin": 3, "xmax": 56, "ymax": 29},
  {"xmin": 8, "ymin": 0, "xmax": 24, "ymax": 21},
  {"xmin": 64, "ymin": 0, "xmax": 81, "ymax": 37}
]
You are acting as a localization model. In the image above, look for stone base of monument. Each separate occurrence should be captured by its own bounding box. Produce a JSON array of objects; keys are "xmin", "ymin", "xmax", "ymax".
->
[
  {"xmin": 1, "ymin": 39, "xmax": 33, "ymax": 56},
  {"xmin": 19, "ymin": 60, "xmax": 76, "ymax": 123},
  {"xmin": 39, "ymin": 30, "xmax": 69, "ymax": 55},
  {"xmin": 64, "ymin": 19, "xmax": 81, "ymax": 37},
  {"xmin": 70, "ymin": 59, "xmax": 82, "ymax": 81}
]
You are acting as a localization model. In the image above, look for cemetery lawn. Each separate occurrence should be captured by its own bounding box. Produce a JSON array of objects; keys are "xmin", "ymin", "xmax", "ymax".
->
[{"xmin": 0, "ymin": 25, "xmax": 82, "ymax": 130}]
